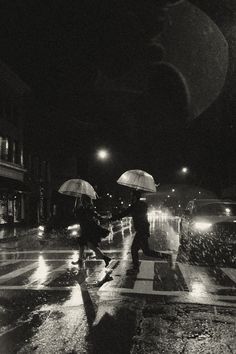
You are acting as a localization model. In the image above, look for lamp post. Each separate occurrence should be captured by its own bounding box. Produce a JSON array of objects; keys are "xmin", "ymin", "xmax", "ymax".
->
[
  {"xmin": 181, "ymin": 167, "xmax": 189, "ymax": 174},
  {"xmin": 96, "ymin": 148, "xmax": 110, "ymax": 161}
]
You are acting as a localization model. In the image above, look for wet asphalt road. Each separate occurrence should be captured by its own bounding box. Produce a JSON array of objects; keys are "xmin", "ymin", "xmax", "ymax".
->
[{"xmin": 0, "ymin": 216, "xmax": 235, "ymax": 353}]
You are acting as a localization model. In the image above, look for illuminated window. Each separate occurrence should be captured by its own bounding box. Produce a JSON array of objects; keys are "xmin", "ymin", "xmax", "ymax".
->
[{"xmin": 0, "ymin": 136, "xmax": 9, "ymax": 160}]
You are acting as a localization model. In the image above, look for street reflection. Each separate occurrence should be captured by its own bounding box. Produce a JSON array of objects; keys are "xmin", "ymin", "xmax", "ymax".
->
[
  {"xmin": 28, "ymin": 255, "xmax": 50, "ymax": 285},
  {"xmin": 63, "ymin": 285, "xmax": 84, "ymax": 307},
  {"xmin": 191, "ymin": 281, "xmax": 207, "ymax": 297}
]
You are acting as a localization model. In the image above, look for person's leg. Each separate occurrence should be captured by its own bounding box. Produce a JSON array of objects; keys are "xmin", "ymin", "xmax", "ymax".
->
[
  {"xmin": 140, "ymin": 237, "xmax": 165, "ymax": 258},
  {"xmin": 72, "ymin": 244, "xmax": 85, "ymax": 265},
  {"xmin": 131, "ymin": 235, "xmax": 141, "ymax": 270},
  {"xmin": 87, "ymin": 242, "xmax": 111, "ymax": 267}
]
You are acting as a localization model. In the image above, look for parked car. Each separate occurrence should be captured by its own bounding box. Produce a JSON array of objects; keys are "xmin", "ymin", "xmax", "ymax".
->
[
  {"xmin": 38, "ymin": 223, "xmax": 81, "ymax": 241},
  {"xmin": 37, "ymin": 214, "xmax": 81, "ymax": 242},
  {"xmin": 179, "ymin": 199, "xmax": 236, "ymax": 262}
]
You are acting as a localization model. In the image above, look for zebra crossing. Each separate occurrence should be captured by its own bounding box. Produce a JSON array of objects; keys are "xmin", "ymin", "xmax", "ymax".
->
[{"xmin": 0, "ymin": 250, "xmax": 235, "ymax": 306}]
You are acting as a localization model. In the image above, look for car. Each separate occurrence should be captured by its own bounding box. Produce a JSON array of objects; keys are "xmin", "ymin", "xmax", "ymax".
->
[
  {"xmin": 37, "ymin": 223, "xmax": 81, "ymax": 241},
  {"xmin": 179, "ymin": 199, "xmax": 236, "ymax": 263},
  {"xmin": 37, "ymin": 214, "xmax": 81, "ymax": 243}
]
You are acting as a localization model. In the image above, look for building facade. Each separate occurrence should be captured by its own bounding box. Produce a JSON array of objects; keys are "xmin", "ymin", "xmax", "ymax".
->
[{"xmin": 0, "ymin": 60, "xmax": 30, "ymax": 225}]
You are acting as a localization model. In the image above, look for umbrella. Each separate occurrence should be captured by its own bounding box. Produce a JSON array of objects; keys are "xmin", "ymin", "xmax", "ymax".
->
[
  {"xmin": 58, "ymin": 179, "xmax": 97, "ymax": 199},
  {"xmin": 117, "ymin": 170, "xmax": 157, "ymax": 193}
]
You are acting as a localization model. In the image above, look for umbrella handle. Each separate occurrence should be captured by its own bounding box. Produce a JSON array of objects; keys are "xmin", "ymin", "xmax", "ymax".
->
[{"xmin": 74, "ymin": 197, "xmax": 79, "ymax": 209}]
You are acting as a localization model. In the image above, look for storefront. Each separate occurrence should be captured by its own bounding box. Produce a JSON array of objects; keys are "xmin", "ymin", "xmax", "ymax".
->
[
  {"xmin": 0, "ymin": 162, "xmax": 28, "ymax": 226},
  {"xmin": 0, "ymin": 191, "xmax": 24, "ymax": 224}
]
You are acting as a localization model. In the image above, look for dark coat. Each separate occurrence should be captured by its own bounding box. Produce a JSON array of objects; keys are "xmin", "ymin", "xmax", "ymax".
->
[
  {"xmin": 112, "ymin": 200, "xmax": 150, "ymax": 237},
  {"xmin": 75, "ymin": 206, "xmax": 109, "ymax": 246}
]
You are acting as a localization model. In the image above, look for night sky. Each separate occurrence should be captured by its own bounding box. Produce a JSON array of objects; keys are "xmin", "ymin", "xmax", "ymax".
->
[{"xmin": 1, "ymin": 0, "xmax": 236, "ymax": 193}]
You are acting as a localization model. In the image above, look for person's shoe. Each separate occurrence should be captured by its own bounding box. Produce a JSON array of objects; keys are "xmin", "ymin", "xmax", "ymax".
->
[
  {"xmin": 104, "ymin": 256, "xmax": 111, "ymax": 267},
  {"xmin": 71, "ymin": 259, "xmax": 83, "ymax": 266},
  {"xmin": 126, "ymin": 266, "xmax": 139, "ymax": 275}
]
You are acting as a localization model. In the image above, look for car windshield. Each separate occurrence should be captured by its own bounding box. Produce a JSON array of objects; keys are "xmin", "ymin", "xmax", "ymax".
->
[{"xmin": 196, "ymin": 203, "xmax": 236, "ymax": 216}]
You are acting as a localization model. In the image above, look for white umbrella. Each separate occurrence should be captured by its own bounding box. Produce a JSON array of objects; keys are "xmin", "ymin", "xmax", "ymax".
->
[
  {"xmin": 117, "ymin": 170, "xmax": 157, "ymax": 193},
  {"xmin": 58, "ymin": 179, "xmax": 97, "ymax": 199}
]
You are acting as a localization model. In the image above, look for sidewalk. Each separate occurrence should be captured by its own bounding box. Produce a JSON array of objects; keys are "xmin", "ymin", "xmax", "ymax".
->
[
  {"xmin": 131, "ymin": 302, "xmax": 236, "ymax": 354},
  {"xmin": 0, "ymin": 226, "xmax": 38, "ymax": 242}
]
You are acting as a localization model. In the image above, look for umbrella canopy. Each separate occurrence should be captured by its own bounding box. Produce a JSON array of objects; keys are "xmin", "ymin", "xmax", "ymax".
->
[
  {"xmin": 58, "ymin": 179, "xmax": 97, "ymax": 199},
  {"xmin": 117, "ymin": 170, "xmax": 156, "ymax": 193}
]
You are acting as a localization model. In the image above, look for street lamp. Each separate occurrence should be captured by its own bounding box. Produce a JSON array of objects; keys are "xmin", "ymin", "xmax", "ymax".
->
[
  {"xmin": 96, "ymin": 149, "xmax": 109, "ymax": 160},
  {"xmin": 181, "ymin": 167, "xmax": 189, "ymax": 174}
]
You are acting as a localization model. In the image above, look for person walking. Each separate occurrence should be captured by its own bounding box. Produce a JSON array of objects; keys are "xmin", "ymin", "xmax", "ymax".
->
[
  {"xmin": 111, "ymin": 190, "xmax": 169, "ymax": 273},
  {"xmin": 72, "ymin": 194, "xmax": 111, "ymax": 267}
]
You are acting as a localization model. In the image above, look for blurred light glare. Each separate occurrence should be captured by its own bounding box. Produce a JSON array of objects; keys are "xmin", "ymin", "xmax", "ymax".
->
[
  {"xmin": 172, "ymin": 189, "xmax": 175, "ymax": 192},
  {"xmin": 225, "ymin": 208, "xmax": 231, "ymax": 215},
  {"xmin": 181, "ymin": 167, "xmax": 188, "ymax": 174},
  {"xmin": 67, "ymin": 224, "xmax": 80, "ymax": 230},
  {"xmin": 97, "ymin": 149, "xmax": 109, "ymax": 160},
  {"xmin": 194, "ymin": 221, "xmax": 212, "ymax": 231}
]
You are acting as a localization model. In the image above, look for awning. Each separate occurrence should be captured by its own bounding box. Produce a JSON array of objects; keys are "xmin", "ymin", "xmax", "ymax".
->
[{"xmin": 0, "ymin": 176, "xmax": 31, "ymax": 193}]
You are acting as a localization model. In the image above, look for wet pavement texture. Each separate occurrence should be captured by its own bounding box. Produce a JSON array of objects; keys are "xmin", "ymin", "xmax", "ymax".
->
[{"xmin": 0, "ymin": 216, "xmax": 235, "ymax": 353}]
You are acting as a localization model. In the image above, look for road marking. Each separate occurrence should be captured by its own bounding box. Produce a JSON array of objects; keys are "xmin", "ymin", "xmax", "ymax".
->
[
  {"xmin": 26, "ymin": 263, "xmax": 69, "ymax": 287},
  {"xmin": 0, "ymin": 262, "xmax": 39, "ymax": 284},
  {"xmin": 0, "ymin": 285, "xmax": 75, "ymax": 291},
  {"xmin": 0, "ymin": 249, "xmax": 126, "ymax": 255},
  {"xmin": 178, "ymin": 263, "xmax": 208, "ymax": 292},
  {"xmin": 0, "ymin": 260, "xmax": 22, "ymax": 266},
  {"xmin": 132, "ymin": 261, "xmax": 155, "ymax": 292}
]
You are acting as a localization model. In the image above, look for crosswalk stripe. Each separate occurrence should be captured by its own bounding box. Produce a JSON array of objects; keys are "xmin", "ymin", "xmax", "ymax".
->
[
  {"xmin": 0, "ymin": 249, "xmax": 125, "ymax": 255},
  {"xmin": 0, "ymin": 260, "xmax": 22, "ymax": 266},
  {"xmin": 42, "ymin": 264, "xmax": 69, "ymax": 286},
  {"xmin": 137, "ymin": 261, "xmax": 155, "ymax": 279},
  {"xmin": 0, "ymin": 285, "xmax": 74, "ymax": 291},
  {"xmin": 221, "ymin": 268, "xmax": 236, "ymax": 285},
  {"xmin": 133, "ymin": 280, "xmax": 153, "ymax": 292},
  {"xmin": 26, "ymin": 263, "xmax": 68, "ymax": 287},
  {"xmin": 0, "ymin": 262, "xmax": 39, "ymax": 284},
  {"xmin": 0, "ymin": 283, "xmax": 234, "ymax": 307},
  {"xmin": 98, "ymin": 284, "xmax": 236, "ymax": 307}
]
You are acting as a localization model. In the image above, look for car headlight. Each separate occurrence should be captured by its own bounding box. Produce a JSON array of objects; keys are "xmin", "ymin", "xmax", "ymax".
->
[
  {"xmin": 67, "ymin": 224, "xmax": 80, "ymax": 230},
  {"xmin": 193, "ymin": 222, "xmax": 212, "ymax": 231}
]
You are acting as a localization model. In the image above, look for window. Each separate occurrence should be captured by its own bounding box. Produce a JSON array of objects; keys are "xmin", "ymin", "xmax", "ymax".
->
[{"xmin": 0, "ymin": 136, "xmax": 9, "ymax": 161}]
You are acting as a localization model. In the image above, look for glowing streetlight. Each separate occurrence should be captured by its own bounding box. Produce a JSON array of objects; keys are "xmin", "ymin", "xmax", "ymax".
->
[
  {"xmin": 97, "ymin": 149, "xmax": 109, "ymax": 160},
  {"xmin": 181, "ymin": 167, "xmax": 189, "ymax": 174}
]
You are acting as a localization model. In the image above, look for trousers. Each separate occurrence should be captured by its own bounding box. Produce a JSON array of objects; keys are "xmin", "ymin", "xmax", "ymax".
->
[{"xmin": 131, "ymin": 233, "xmax": 163, "ymax": 268}]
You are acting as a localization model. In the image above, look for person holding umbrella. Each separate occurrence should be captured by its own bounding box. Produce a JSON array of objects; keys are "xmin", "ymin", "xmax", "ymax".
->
[
  {"xmin": 110, "ymin": 170, "xmax": 170, "ymax": 273},
  {"xmin": 71, "ymin": 194, "xmax": 111, "ymax": 267},
  {"xmin": 58, "ymin": 179, "xmax": 111, "ymax": 267}
]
